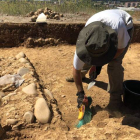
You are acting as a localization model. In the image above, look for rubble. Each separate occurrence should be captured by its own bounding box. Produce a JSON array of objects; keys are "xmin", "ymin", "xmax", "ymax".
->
[
  {"xmin": 26, "ymin": 7, "xmax": 64, "ymax": 22},
  {"xmin": 24, "ymin": 37, "xmax": 61, "ymax": 48},
  {"xmin": 0, "ymin": 51, "xmax": 67, "ymax": 138}
]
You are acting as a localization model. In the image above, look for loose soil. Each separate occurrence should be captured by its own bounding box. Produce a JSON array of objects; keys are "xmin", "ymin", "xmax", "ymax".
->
[
  {"xmin": 0, "ymin": 13, "xmax": 140, "ymax": 24},
  {"xmin": 0, "ymin": 43, "xmax": 140, "ymax": 139},
  {"xmin": 0, "ymin": 11, "xmax": 140, "ymax": 140}
]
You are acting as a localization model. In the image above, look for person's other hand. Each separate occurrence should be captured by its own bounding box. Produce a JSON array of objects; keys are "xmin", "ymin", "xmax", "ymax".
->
[
  {"xmin": 77, "ymin": 91, "xmax": 88, "ymax": 108},
  {"xmin": 89, "ymin": 66, "xmax": 97, "ymax": 80}
]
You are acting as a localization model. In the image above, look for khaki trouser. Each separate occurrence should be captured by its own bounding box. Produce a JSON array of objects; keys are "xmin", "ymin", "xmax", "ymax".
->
[
  {"xmin": 81, "ymin": 27, "xmax": 134, "ymax": 96},
  {"xmin": 107, "ymin": 44, "xmax": 128, "ymax": 95},
  {"xmin": 107, "ymin": 27, "xmax": 134, "ymax": 95}
]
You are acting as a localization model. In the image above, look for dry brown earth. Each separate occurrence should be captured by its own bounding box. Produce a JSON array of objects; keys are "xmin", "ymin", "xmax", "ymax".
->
[
  {"xmin": 0, "ymin": 13, "xmax": 139, "ymax": 24},
  {"xmin": 0, "ymin": 13, "xmax": 140, "ymax": 140},
  {"xmin": 0, "ymin": 43, "xmax": 140, "ymax": 140}
]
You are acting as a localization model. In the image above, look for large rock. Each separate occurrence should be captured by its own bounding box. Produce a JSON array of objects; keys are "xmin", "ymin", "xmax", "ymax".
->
[
  {"xmin": 44, "ymin": 89, "xmax": 54, "ymax": 99},
  {"xmin": 15, "ymin": 52, "xmax": 25, "ymax": 59},
  {"xmin": 19, "ymin": 58, "xmax": 29, "ymax": 63},
  {"xmin": 17, "ymin": 67, "xmax": 30, "ymax": 76},
  {"xmin": 6, "ymin": 119, "xmax": 18, "ymax": 125},
  {"xmin": 34, "ymin": 98, "xmax": 51, "ymax": 124},
  {"xmin": 22, "ymin": 83, "xmax": 38, "ymax": 96}
]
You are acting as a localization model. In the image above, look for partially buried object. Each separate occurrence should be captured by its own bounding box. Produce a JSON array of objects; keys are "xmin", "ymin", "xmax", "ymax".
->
[{"xmin": 36, "ymin": 13, "xmax": 47, "ymax": 23}]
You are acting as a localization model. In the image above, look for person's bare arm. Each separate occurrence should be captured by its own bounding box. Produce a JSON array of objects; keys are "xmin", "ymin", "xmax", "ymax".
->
[
  {"xmin": 73, "ymin": 67, "xmax": 84, "ymax": 92},
  {"xmin": 113, "ymin": 48, "xmax": 125, "ymax": 59}
]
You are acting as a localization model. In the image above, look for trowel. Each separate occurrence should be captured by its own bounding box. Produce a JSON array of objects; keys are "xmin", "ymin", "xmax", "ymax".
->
[{"xmin": 87, "ymin": 80, "xmax": 96, "ymax": 90}]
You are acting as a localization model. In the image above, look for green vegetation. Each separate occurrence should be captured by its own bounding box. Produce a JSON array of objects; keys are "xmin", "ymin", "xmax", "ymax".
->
[
  {"xmin": 0, "ymin": 0, "xmax": 107, "ymax": 16},
  {"xmin": 0, "ymin": 0, "xmax": 139, "ymax": 20}
]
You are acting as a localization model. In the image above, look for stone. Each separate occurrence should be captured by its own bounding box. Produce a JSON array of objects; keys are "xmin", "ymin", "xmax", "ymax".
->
[
  {"xmin": 12, "ymin": 125, "xmax": 19, "ymax": 131},
  {"xmin": 34, "ymin": 38, "xmax": 45, "ymax": 46},
  {"xmin": 37, "ymin": 8, "xmax": 44, "ymax": 14},
  {"xmin": 26, "ymin": 37, "xmax": 34, "ymax": 46},
  {"xmin": 6, "ymin": 119, "xmax": 18, "ymax": 125},
  {"xmin": 54, "ymin": 15, "xmax": 60, "ymax": 20},
  {"xmin": 29, "ymin": 11, "xmax": 34, "ymax": 16},
  {"xmin": 22, "ymin": 83, "xmax": 38, "ymax": 96},
  {"xmin": 2, "ymin": 92, "xmax": 16, "ymax": 101},
  {"xmin": 23, "ymin": 111, "xmax": 34, "ymax": 123},
  {"xmin": 44, "ymin": 89, "xmax": 54, "ymax": 99},
  {"xmin": 25, "ymin": 63, "xmax": 32, "ymax": 68},
  {"xmin": 15, "ymin": 52, "xmax": 25, "ymax": 59},
  {"xmin": 0, "ymin": 91, "xmax": 5, "ymax": 98},
  {"xmin": 43, "ymin": 124, "xmax": 50, "ymax": 131},
  {"xmin": 6, "ymin": 112, "xmax": 10, "ymax": 116},
  {"xmin": 34, "ymin": 98, "xmax": 51, "ymax": 124},
  {"xmin": 45, "ymin": 38, "xmax": 50, "ymax": 45},
  {"xmin": 12, "ymin": 123, "xmax": 23, "ymax": 131},
  {"xmin": 31, "ymin": 15, "xmax": 37, "ymax": 22},
  {"xmin": 17, "ymin": 67, "xmax": 30, "ymax": 76},
  {"xmin": 19, "ymin": 58, "xmax": 29, "ymax": 63},
  {"xmin": 61, "ymin": 95, "xmax": 66, "ymax": 98},
  {"xmin": 15, "ymin": 115, "xmax": 19, "ymax": 119},
  {"xmin": 60, "ymin": 14, "xmax": 64, "ymax": 17}
]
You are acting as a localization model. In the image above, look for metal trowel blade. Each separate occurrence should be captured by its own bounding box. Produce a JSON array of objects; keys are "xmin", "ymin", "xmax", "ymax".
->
[{"xmin": 88, "ymin": 81, "xmax": 96, "ymax": 90}]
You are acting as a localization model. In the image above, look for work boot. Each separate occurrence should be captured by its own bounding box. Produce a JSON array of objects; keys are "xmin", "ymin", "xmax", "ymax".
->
[
  {"xmin": 105, "ymin": 93, "xmax": 123, "ymax": 118},
  {"xmin": 107, "ymin": 94, "xmax": 122, "ymax": 110},
  {"xmin": 66, "ymin": 76, "xmax": 86, "ymax": 82}
]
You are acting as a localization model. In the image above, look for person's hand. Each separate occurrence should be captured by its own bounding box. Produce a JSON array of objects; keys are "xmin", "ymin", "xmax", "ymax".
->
[
  {"xmin": 76, "ymin": 91, "xmax": 88, "ymax": 108},
  {"xmin": 89, "ymin": 66, "xmax": 97, "ymax": 80}
]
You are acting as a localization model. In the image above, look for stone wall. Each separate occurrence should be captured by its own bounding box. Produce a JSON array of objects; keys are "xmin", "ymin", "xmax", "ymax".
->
[{"xmin": 0, "ymin": 23, "xmax": 139, "ymax": 48}]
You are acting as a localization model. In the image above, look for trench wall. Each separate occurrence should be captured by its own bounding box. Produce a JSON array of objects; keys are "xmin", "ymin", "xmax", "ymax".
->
[{"xmin": 0, "ymin": 23, "xmax": 140, "ymax": 47}]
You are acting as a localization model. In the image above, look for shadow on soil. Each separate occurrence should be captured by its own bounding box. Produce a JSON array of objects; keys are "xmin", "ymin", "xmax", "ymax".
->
[
  {"xmin": 121, "ymin": 105, "xmax": 140, "ymax": 130},
  {"xmin": 83, "ymin": 78, "xmax": 108, "ymax": 91}
]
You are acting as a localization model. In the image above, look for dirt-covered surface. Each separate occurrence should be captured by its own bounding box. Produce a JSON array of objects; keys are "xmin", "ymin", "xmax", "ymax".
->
[
  {"xmin": 0, "ymin": 43, "xmax": 140, "ymax": 140},
  {"xmin": 0, "ymin": 13, "xmax": 89, "ymax": 24},
  {"xmin": 0, "ymin": 11, "xmax": 140, "ymax": 140},
  {"xmin": 0, "ymin": 13, "xmax": 140, "ymax": 24},
  {"xmin": 0, "ymin": 22, "xmax": 140, "ymax": 49}
]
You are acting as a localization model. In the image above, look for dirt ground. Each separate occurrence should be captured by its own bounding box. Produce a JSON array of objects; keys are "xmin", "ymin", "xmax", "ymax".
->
[
  {"xmin": 0, "ymin": 13, "xmax": 140, "ymax": 24},
  {"xmin": 0, "ymin": 13, "xmax": 89, "ymax": 24},
  {"xmin": 0, "ymin": 10, "xmax": 140, "ymax": 140},
  {"xmin": 0, "ymin": 43, "xmax": 140, "ymax": 139}
]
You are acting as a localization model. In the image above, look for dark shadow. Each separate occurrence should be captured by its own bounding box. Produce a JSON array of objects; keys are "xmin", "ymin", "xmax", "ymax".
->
[
  {"xmin": 83, "ymin": 78, "xmax": 108, "ymax": 91},
  {"xmin": 95, "ymin": 81, "xmax": 108, "ymax": 91},
  {"xmin": 121, "ymin": 104, "xmax": 140, "ymax": 130},
  {"xmin": 122, "ymin": 115, "xmax": 140, "ymax": 130},
  {"xmin": 121, "ymin": 80, "xmax": 140, "ymax": 130},
  {"xmin": 82, "ymin": 77, "xmax": 91, "ymax": 84},
  {"xmin": 91, "ymin": 106, "xmax": 96, "ymax": 118},
  {"xmin": 89, "ymin": 105, "xmax": 104, "ymax": 120}
]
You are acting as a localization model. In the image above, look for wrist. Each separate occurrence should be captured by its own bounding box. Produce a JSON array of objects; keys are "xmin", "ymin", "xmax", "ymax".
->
[{"xmin": 76, "ymin": 90, "xmax": 85, "ymax": 96}]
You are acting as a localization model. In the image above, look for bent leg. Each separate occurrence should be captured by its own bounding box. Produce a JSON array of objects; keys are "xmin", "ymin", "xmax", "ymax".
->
[{"xmin": 107, "ymin": 46, "xmax": 129, "ymax": 110}]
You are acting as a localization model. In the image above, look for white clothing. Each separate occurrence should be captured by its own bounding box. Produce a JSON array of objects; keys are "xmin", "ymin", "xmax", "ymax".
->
[
  {"xmin": 85, "ymin": 9, "xmax": 133, "ymax": 30},
  {"xmin": 73, "ymin": 9, "xmax": 133, "ymax": 70},
  {"xmin": 73, "ymin": 51, "xmax": 85, "ymax": 70}
]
